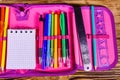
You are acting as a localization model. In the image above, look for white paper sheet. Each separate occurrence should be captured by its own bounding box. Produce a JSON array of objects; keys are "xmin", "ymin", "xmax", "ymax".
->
[{"xmin": 6, "ymin": 29, "xmax": 36, "ymax": 69}]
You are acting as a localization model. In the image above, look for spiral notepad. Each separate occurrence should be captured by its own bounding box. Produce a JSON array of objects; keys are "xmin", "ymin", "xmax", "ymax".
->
[{"xmin": 6, "ymin": 29, "xmax": 36, "ymax": 69}]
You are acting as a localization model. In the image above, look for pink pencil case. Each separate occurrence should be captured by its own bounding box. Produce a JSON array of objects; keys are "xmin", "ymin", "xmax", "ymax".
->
[{"xmin": 0, "ymin": 4, "xmax": 118, "ymax": 78}]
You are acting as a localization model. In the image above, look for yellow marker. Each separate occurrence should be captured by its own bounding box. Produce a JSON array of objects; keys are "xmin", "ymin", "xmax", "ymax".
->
[
  {"xmin": 54, "ymin": 13, "xmax": 58, "ymax": 68},
  {"xmin": 1, "ymin": 7, "xmax": 9, "ymax": 71}
]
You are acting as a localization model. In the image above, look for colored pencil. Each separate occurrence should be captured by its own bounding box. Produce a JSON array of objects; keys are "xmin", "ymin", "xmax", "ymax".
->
[
  {"xmin": 91, "ymin": 6, "xmax": 97, "ymax": 70},
  {"xmin": 0, "ymin": 7, "xmax": 5, "ymax": 67},
  {"xmin": 1, "ymin": 7, "xmax": 9, "ymax": 71}
]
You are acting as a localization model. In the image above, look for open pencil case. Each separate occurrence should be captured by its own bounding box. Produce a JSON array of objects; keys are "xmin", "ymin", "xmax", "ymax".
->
[{"xmin": 0, "ymin": 4, "xmax": 118, "ymax": 78}]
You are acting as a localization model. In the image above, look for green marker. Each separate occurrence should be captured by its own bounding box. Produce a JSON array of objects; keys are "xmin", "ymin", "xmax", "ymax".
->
[
  {"xmin": 51, "ymin": 12, "xmax": 54, "ymax": 67},
  {"xmin": 60, "ymin": 12, "xmax": 67, "ymax": 63}
]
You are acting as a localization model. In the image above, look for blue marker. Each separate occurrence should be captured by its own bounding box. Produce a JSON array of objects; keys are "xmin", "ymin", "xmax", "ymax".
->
[
  {"xmin": 42, "ymin": 14, "xmax": 49, "ymax": 69},
  {"xmin": 91, "ymin": 6, "xmax": 97, "ymax": 70},
  {"xmin": 46, "ymin": 14, "xmax": 52, "ymax": 67}
]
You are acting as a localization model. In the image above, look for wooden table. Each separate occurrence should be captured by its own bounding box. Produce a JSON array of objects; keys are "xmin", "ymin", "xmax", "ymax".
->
[{"xmin": 0, "ymin": 0, "xmax": 120, "ymax": 80}]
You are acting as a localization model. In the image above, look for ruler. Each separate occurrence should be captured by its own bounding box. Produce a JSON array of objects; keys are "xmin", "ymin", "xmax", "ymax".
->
[
  {"xmin": 74, "ymin": 6, "xmax": 92, "ymax": 71},
  {"xmin": 94, "ymin": 8, "xmax": 109, "ymax": 67}
]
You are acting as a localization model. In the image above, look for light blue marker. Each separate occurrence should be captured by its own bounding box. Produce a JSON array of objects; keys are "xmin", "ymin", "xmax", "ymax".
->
[{"xmin": 46, "ymin": 14, "xmax": 52, "ymax": 67}]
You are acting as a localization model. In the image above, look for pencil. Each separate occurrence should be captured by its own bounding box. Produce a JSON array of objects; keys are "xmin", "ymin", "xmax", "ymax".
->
[
  {"xmin": 1, "ymin": 7, "xmax": 9, "ymax": 71},
  {"xmin": 91, "ymin": 6, "xmax": 97, "ymax": 70},
  {"xmin": 54, "ymin": 13, "xmax": 58, "ymax": 68},
  {"xmin": 0, "ymin": 7, "xmax": 5, "ymax": 67}
]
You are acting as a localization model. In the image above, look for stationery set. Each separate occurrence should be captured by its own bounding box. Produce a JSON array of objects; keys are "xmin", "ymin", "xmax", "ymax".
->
[{"xmin": 0, "ymin": 4, "xmax": 118, "ymax": 78}]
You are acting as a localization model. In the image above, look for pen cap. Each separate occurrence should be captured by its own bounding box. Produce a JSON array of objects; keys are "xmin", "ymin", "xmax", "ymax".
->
[{"xmin": 39, "ymin": 15, "xmax": 44, "ymax": 21}]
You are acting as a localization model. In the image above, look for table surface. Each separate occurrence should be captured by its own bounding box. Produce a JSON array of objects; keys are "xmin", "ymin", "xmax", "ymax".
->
[{"xmin": 0, "ymin": 0, "xmax": 120, "ymax": 80}]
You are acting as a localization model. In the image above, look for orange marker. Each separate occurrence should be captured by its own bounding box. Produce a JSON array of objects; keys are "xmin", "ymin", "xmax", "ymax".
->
[{"xmin": 54, "ymin": 13, "xmax": 58, "ymax": 68}]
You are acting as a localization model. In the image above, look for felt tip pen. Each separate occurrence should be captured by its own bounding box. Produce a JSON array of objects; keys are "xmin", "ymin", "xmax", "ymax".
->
[
  {"xmin": 42, "ymin": 14, "xmax": 49, "ymax": 69},
  {"xmin": 46, "ymin": 14, "xmax": 51, "ymax": 67},
  {"xmin": 57, "ymin": 11, "xmax": 62, "ymax": 67},
  {"xmin": 39, "ymin": 14, "xmax": 44, "ymax": 65},
  {"xmin": 50, "ymin": 12, "xmax": 54, "ymax": 67},
  {"xmin": 54, "ymin": 13, "xmax": 58, "ymax": 68},
  {"xmin": 60, "ymin": 12, "xmax": 67, "ymax": 64}
]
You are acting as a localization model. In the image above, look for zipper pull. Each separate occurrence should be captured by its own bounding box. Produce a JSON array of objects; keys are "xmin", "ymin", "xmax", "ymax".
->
[{"xmin": 15, "ymin": 5, "xmax": 30, "ymax": 21}]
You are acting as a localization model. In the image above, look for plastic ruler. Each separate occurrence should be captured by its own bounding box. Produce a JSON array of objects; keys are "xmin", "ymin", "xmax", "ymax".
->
[{"xmin": 94, "ymin": 8, "xmax": 109, "ymax": 67}]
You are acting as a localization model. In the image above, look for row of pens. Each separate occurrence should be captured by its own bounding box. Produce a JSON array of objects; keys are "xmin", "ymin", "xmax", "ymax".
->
[{"xmin": 38, "ymin": 11, "xmax": 70, "ymax": 69}]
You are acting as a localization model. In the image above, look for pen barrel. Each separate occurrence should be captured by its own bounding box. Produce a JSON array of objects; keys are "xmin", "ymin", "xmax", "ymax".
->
[
  {"xmin": 51, "ymin": 40, "xmax": 54, "ymax": 57},
  {"xmin": 46, "ymin": 40, "xmax": 51, "ymax": 67},
  {"xmin": 58, "ymin": 39, "xmax": 62, "ymax": 58},
  {"xmin": 42, "ymin": 52, "xmax": 46, "ymax": 69},
  {"xmin": 51, "ymin": 12, "xmax": 54, "ymax": 60},
  {"xmin": 62, "ymin": 39, "xmax": 66, "ymax": 59},
  {"xmin": 54, "ymin": 39, "xmax": 58, "ymax": 68},
  {"xmin": 39, "ymin": 21, "xmax": 43, "ymax": 48},
  {"xmin": 39, "ymin": 48, "xmax": 42, "ymax": 64},
  {"xmin": 42, "ymin": 40, "xmax": 47, "ymax": 69},
  {"xmin": 58, "ymin": 47, "xmax": 62, "ymax": 67},
  {"xmin": 66, "ymin": 39, "xmax": 70, "ymax": 67}
]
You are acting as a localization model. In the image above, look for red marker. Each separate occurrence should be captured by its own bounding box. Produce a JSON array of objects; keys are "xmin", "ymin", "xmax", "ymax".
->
[{"xmin": 57, "ymin": 11, "xmax": 62, "ymax": 67}]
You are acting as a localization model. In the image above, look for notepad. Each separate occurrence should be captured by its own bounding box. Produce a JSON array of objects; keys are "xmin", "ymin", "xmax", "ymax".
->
[{"xmin": 6, "ymin": 29, "xmax": 36, "ymax": 69}]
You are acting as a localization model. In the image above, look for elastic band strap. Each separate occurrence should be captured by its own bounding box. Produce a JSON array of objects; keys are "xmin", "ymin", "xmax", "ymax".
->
[
  {"xmin": 43, "ymin": 35, "xmax": 69, "ymax": 40},
  {"xmin": 87, "ymin": 34, "xmax": 109, "ymax": 39},
  {"xmin": 0, "ymin": 37, "xmax": 7, "ymax": 40}
]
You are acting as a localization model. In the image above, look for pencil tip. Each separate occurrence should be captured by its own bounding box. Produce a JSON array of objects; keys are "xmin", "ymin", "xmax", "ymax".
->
[
  {"xmin": 63, "ymin": 58, "xmax": 66, "ymax": 64},
  {"xmin": 94, "ymin": 66, "xmax": 97, "ymax": 70},
  {"xmin": 1, "ymin": 68, "xmax": 4, "ymax": 72}
]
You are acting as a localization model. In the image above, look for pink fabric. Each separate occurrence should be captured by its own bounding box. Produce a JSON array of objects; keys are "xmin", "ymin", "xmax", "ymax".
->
[
  {"xmin": 43, "ymin": 35, "xmax": 69, "ymax": 40},
  {"xmin": 7, "ymin": 5, "xmax": 116, "ymax": 71},
  {"xmin": 104, "ymin": 10, "xmax": 115, "ymax": 64},
  {"xmin": 9, "ymin": 5, "xmax": 74, "ymax": 71},
  {"xmin": 87, "ymin": 34, "xmax": 109, "ymax": 39}
]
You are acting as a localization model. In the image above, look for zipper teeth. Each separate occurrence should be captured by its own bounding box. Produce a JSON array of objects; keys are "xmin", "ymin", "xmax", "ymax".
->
[{"xmin": 0, "ymin": 65, "xmax": 78, "ymax": 78}]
